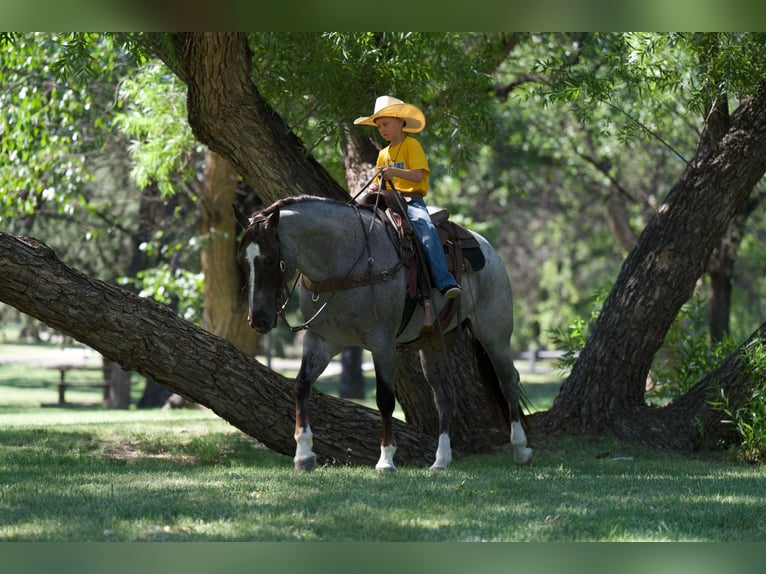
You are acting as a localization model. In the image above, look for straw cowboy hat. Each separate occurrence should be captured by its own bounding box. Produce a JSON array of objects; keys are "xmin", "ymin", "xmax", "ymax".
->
[{"xmin": 354, "ymin": 95, "xmax": 426, "ymax": 133}]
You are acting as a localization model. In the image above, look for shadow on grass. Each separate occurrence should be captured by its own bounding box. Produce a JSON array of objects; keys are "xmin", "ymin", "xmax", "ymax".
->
[{"xmin": 2, "ymin": 424, "xmax": 766, "ymax": 541}]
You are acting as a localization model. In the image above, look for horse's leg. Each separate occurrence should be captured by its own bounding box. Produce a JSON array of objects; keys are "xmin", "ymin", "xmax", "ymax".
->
[
  {"xmin": 293, "ymin": 332, "xmax": 337, "ymax": 472},
  {"xmin": 503, "ymin": 361, "xmax": 533, "ymax": 465},
  {"xmin": 472, "ymin": 328, "xmax": 533, "ymax": 465},
  {"xmin": 419, "ymin": 344, "xmax": 456, "ymax": 470},
  {"xmin": 372, "ymin": 345, "xmax": 398, "ymax": 472}
]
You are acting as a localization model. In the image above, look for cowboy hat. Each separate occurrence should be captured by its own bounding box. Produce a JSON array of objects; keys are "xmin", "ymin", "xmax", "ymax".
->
[{"xmin": 354, "ymin": 95, "xmax": 426, "ymax": 133}]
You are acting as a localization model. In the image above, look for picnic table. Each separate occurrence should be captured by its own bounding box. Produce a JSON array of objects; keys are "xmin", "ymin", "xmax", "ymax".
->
[{"xmin": 43, "ymin": 363, "xmax": 109, "ymax": 406}]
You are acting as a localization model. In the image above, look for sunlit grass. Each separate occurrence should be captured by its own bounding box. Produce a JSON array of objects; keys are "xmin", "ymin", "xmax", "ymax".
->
[
  {"xmin": 2, "ymin": 337, "xmax": 765, "ymax": 541},
  {"xmin": 2, "ymin": 404, "xmax": 765, "ymax": 542}
]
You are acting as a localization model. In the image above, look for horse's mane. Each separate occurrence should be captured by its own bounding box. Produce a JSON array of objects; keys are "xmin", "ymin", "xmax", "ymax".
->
[{"xmin": 255, "ymin": 195, "xmax": 346, "ymax": 219}]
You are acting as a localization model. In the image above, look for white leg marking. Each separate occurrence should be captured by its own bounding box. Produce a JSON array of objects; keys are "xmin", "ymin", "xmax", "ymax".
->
[
  {"xmin": 294, "ymin": 426, "xmax": 316, "ymax": 471},
  {"xmin": 430, "ymin": 433, "xmax": 453, "ymax": 471},
  {"xmin": 511, "ymin": 421, "xmax": 533, "ymax": 465},
  {"xmin": 375, "ymin": 444, "xmax": 397, "ymax": 472}
]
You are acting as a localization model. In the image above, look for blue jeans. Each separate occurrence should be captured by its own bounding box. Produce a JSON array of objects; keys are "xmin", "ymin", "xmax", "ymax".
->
[{"xmin": 406, "ymin": 197, "xmax": 458, "ymax": 291}]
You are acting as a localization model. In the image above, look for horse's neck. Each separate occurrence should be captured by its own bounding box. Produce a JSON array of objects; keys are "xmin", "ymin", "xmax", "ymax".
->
[{"xmin": 279, "ymin": 203, "xmax": 367, "ymax": 280}]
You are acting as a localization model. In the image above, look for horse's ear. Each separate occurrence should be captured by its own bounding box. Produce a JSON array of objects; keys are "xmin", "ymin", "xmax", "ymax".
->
[{"xmin": 233, "ymin": 204, "xmax": 250, "ymax": 229}]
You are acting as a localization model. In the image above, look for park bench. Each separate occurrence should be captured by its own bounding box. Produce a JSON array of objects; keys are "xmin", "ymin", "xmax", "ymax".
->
[{"xmin": 42, "ymin": 363, "xmax": 109, "ymax": 406}]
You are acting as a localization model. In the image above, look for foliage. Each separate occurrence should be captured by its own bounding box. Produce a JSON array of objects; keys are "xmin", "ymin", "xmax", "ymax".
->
[
  {"xmin": 649, "ymin": 296, "xmax": 737, "ymax": 402},
  {"xmin": 248, "ymin": 32, "xmax": 500, "ymax": 176},
  {"xmin": 122, "ymin": 265, "xmax": 204, "ymax": 324},
  {"xmin": 0, "ymin": 33, "xmax": 109, "ymax": 221},
  {"xmin": 112, "ymin": 60, "xmax": 202, "ymax": 197},
  {"xmin": 710, "ymin": 339, "xmax": 766, "ymax": 464},
  {"xmin": 0, "ymin": 33, "xmax": 205, "ymax": 335},
  {"xmin": 548, "ymin": 285, "xmax": 609, "ymax": 376},
  {"xmin": 110, "ymin": 58, "xmax": 206, "ymax": 313},
  {"xmin": 0, "ymin": 33, "xmax": 151, "ymax": 286}
]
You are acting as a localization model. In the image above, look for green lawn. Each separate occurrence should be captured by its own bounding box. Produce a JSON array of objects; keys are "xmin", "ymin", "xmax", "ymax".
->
[{"xmin": 1, "ymin": 337, "xmax": 765, "ymax": 542}]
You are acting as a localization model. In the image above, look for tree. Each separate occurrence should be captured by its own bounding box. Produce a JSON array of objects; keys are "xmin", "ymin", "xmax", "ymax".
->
[
  {"xmin": 535, "ymin": 77, "xmax": 766, "ymax": 449},
  {"xmin": 141, "ymin": 32, "xmax": 766, "ymax": 453}
]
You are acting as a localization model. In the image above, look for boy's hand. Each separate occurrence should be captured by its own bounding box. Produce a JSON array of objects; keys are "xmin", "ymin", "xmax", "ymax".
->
[{"xmin": 378, "ymin": 166, "xmax": 394, "ymax": 180}]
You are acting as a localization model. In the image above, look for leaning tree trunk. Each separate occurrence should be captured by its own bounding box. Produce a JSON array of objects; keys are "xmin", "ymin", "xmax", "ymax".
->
[
  {"xmin": 536, "ymin": 80, "xmax": 766, "ymax": 447},
  {"xmin": 0, "ymin": 231, "xmax": 436, "ymax": 467}
]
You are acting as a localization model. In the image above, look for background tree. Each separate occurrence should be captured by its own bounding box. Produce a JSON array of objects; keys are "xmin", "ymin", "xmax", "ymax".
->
[{"xmin": 534, "ymin": 44, "xmax": 766, "ymax": 449}]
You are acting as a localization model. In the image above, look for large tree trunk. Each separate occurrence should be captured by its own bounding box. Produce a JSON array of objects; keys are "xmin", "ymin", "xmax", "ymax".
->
[
  {"xmin": 535, "ymin": 80, "xmax": 766, "ymax": 447},
  {"xmin": 0, "ymin": 231, "xmax": 435, "ymax": 467}
]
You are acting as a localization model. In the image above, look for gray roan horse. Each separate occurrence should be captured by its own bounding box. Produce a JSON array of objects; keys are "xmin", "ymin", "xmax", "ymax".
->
[{"xmin": 235, "ymin": 195, "xmax": 531, "ymax": 472}]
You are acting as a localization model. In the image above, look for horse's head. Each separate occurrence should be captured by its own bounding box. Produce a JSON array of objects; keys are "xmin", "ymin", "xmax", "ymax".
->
[{"xmin": 235, "ymin": 206, "xmax": 284, "ymax": 334}]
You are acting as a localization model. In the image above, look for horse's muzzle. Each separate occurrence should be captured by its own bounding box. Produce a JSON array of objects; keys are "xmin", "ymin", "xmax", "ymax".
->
[{"xmin": 248, "ymin": 311, "xmax": 276, "ymax": 334}]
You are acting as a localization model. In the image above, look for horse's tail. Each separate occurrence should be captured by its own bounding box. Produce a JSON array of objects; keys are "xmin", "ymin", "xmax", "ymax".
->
[{"xmin": 472, "ymin": 337, "xmax": 531, "ymax": 436}]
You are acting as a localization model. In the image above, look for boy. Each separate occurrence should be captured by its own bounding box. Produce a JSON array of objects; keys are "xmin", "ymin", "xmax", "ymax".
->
[{"xmin": 354, "ymin": 96, "xmax": 462, "ymax": 299}]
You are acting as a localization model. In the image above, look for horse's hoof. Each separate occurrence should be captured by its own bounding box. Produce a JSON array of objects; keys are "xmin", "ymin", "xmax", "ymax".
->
[
  {"xmin": 375, "ymin": 464, "xmax": 397, "ymax": 473},
  {"xmin": 294, "ymin": 456, "xmax": 316, "ymax": 472},
  {"xmin": 429, "ymin": 464, "xmax": 448, "ymax": 472},
  {"xmin": 514, "ymin": 448, "xmax": 533, "ymax": 466}
]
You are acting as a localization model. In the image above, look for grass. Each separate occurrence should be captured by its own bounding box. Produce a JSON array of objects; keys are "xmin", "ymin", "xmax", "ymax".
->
[
  {"xmin": 2, "ymin": 334, "xmax": 766, "ymax": 542},
  {"xmin": 2, "ymin": 410, "xmax": 765, "ymax": 542}
]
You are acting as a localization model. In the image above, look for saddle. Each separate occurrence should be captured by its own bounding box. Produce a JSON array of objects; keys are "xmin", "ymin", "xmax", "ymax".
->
[{"xmin": 357, "ymin": 187, "xmax": 485, "ymax": 349}]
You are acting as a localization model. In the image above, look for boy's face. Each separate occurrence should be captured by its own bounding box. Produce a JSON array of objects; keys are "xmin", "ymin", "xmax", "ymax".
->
[{"xmin": 375, "ymin": 117, "xmax": 405, "ymax": 142}]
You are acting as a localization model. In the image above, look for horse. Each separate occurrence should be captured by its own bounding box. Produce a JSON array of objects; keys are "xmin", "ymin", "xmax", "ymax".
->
[{"xmin": 235, "ymin": 194, "xmax": 532, "ymax": 472}]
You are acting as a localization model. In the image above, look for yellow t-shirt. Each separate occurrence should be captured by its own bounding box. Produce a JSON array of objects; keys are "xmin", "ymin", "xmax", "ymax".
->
[{"xmin": 376, "ymin": 136, "xmax": 430, "ymax": 195}]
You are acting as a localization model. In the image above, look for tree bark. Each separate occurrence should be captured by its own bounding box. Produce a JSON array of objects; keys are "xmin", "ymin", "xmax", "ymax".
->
[
  {"xmin": 0, "ymin": 231, "xmax": 436, "ymax": 467},
  {"xmin": 339, "ymin": 346, "xmax": 365, "ymax": 400},
  {"xmin": 536, "ymin": 80, "xmax": 766, "ymax": 444},
  {"xmin": 609, "ymin": 322, "xmax": 766, "ymax": 453}
]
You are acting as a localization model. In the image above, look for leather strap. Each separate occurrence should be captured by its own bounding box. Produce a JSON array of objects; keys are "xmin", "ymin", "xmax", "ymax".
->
[{"xmin": 301, "ymin": 262, "xmax": 405, "ymax": 294}]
